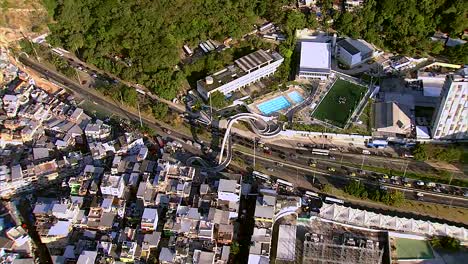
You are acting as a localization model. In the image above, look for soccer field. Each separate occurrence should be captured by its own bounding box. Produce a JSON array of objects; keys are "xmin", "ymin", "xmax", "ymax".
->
[
  {"xmin": 312, "ymin": 79, "xmax": 367, "ymax": 128},
  {"xmin": 395, "ymin": 238, "xmax": 434, "ymax": 260}
]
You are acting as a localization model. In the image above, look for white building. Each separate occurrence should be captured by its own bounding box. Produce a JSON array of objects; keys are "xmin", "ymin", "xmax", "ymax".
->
[
  {"xmin": 416, "ymin": 62, "xmax": 462, "ymax": 97},
  {"xmin": 298, "ymin": 42, "xmax": 331, "ymax": 80},
  {"xmin": 336, "ymin": 38, "xmax": 374, "ymax": 68},
  {"xmin": 432, "ymin": 71, "xmax": 468, "ymax": 140},
  {"xmin": 100, "ymin": 174, "xmax": 126, "ymax": 198},
  {"xmin": 276, "ymin": 225, "xmax": 297, "ymax": 261},
  {"xmin": 345, "ymin": 0, "xmax": 364, "ymax": 11},
  {"xmin": 141, "ymin": 208, "xmax": 159, "ymax": 232},
  {"xmin": 197, "ymin": 50, "xmax": 283, "ymax": 100},
  {"xmin": 84, "ymin": 120, "xmax": 111, "ymax": 141}
]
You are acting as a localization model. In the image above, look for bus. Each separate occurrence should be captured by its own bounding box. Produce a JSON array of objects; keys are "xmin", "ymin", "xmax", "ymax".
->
[
  {"xmin": 183, "ymin": 45, "xmax": 193, "ymax": 56},
  {"xmin": 276, "ymin": 179, "xmax": 294, "ymax": 188},
  {"xmin": 324, "ymin": 197, "xmax": 344, "ymax": 205},
  {"xmin": 253, "ymin": 171, "xmax": 271, "ymax": 182},
  {"xmin": 312, "ymin": 149, "xmax": 330, "ymax": 156},
  {"xmin": 305, "ymin": 191, "xmax": 320, "ymax": 198},
  {"xmin": 135, "ymin": 89, "xmax": 146, "ymax": 95}
]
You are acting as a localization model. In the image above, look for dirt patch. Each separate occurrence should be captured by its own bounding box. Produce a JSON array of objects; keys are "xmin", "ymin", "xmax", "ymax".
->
[{"xmin": 0, "ymin": 0, "xmax": 49, "ymax": 46}]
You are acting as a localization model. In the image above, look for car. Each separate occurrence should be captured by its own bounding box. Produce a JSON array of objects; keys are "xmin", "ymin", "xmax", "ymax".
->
[
  {"xmin": 416, "ymin": 180, "xmax": 425, "ymax": 186},
  {"xmin": 263, "ymin": 149, "xmax": 272, "ymax": 155},
  {"xmin": 357, "ymin": 170, "xmax": 366, "ymax": 175},
  {"xmin": 266, "ymin": 167, "xmax": 274, "ymax": 172},
  {"xmin": 329, "ymin": 156, "xmax": 336, "ymax": 160},
  {"xmin": 349, "ymin": 172, "xmax": 356, "ymax": 177},
  {"xmin": 380, "ymin": 186, "xmax": 388, "ymax": 191},
  {"xmin": 382, "ymin": 174, "xmax": 389, "ymax": 179},
  {"xmin": 275, "ymin": 162, "xmax": 284, "ymax": 167},
  {"xmin": 289, "ymin": 153, "xmax": 298, "ymax": 159},
  {"xmin": 308, "ymin": 160, "xmax": 317, "ymax": 167},
  {"xmin": 279, "ymin": 153, "xmax": 286, "ymax": 159},
  {"xmin": 416, "ymin": 192, "xmax": 424, "ymax": 201},
  {"xmin": 404, "ymin": 183, "xmax": 411, "ymax": 187},
  {"xmin": 327, "ymin": 167, "xmax": 336, "ymax": 172},
  {"xmin": 378, "ymin": 178, "xmax": 387, "ymax": 183}
]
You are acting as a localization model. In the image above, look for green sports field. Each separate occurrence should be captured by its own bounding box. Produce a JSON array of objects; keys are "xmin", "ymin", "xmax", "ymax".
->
[
  {"xmin": 395, "ymin": 238, "xmax": 434, "ymax": 260},
  {"xmin": 312, "ymin": 79, "xmax": 367, "ymax": 128}
]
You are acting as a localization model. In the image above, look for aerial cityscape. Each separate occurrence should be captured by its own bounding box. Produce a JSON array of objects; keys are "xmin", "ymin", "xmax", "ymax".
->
[{"xmin": 0, "ymin": 0, "xmax": 467, "ymax": 263}]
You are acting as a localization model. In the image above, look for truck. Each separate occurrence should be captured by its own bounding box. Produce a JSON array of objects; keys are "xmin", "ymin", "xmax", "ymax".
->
[{"xmin": 366, "ymin": 139, "xmax": 388, "ymax": 148}]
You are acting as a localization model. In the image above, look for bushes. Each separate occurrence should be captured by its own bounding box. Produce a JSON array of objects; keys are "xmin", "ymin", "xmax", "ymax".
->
[
  {"xmin": 413, "ymin": 143, "xmax": 465, "ymax": 164},
  {"xmin": 430, "ymin": 236, "xmax": 461, "ymax": 251},
  {"xmin": 344, "ymin": 181, "xmax": 406, "ymax": 206}
]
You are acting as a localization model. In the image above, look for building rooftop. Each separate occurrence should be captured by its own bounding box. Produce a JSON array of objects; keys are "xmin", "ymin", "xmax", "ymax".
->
[
  {"xmin": 234, "ymin": 50, "xmax": 274, "ymax": 72},
  {"xmin": 338, "ymin": 39, "xmax": 360, "ymax": 55},
  {"xmin": 277, "ymin": 225, "xmax": 297, "ymax": 261},
  {"xmin": 142, "ymin": 208, "xmax": 158, "ymax": 221},
  {"xmin": 197, "ymin": 49, "xmax": 283, "ymax": 92},
  {"xmin": 218, "ymin": 179, "xmax": 237, "ymax": 193},
  {"xmin": 300, "ymin": 42, "xmax": 331, "ymax": 72}
]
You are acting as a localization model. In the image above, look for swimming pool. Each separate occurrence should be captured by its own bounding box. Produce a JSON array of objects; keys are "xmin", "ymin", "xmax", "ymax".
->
[
  {"xmin": 257, "ymin": 96, "xmax": 291, "ymax": 115},
  {"xmin": 287, "ymin": 91, "xmax": 304, "ymax": 104}
]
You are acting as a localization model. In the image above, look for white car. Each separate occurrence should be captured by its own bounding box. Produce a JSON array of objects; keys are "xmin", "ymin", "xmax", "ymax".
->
[{"xmin": 416, "ymin": 181, "xmax": 425, "ymax": 186}]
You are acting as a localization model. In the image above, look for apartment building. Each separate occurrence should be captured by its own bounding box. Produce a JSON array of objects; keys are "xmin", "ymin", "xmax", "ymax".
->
[
  {"xmin": 141, "ymin": 208, "xmax": 159, "ymax": 232},
  {"xmin": 197, "ymin": 49, "xmax": 284, "ymax": 100},
  {"xmin": 432, "ymin": 72, "xmax": 468, "ymax": 140}
]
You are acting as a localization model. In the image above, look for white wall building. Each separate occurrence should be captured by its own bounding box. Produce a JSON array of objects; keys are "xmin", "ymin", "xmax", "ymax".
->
[
  {"xmin": 297, "ymin": 42, "xmax": 331, "ymax": 80},
  {"xmin": 197, "ymin": 50, "xmax": 283, "ymax": 100},
  {"xmin": 432, "ymin": 71, "xmax": 468, "ymax": 140},
  {"xmin": 336, "ymin": 38, "xmax": 374, "ymax": 68},
  {"xmin": 345, "ymin": 0, "xmax": 364, "ymax": 11},
  {"xmin": 100, "ymin": 174, "xmax": 126, "ymax": 198},
  {"xmin": 141, "ymin": 208, "xmax": 159, "ymax": 232}
]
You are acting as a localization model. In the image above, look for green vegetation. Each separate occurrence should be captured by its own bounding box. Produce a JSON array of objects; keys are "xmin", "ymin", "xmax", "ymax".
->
[
  {"xmin": 230, "ymin": 241, "xmax": 240, "ymax": 256},
  {"xmin": 312, "ymin": 79, "xmax": 367, "ymax": 128},
  {"xmin": 209, "ymin": 91, "xmax": 232, "ymax": 109},
  {"xmin": 430, "ymin": 236, "xmax": 461, "ymax": 252},
  {"xmin": 333, "ymin": 0, "xmax": 468, "ymax": 63},
  {"xmin": 151, "ymin": 103, "xmax": 169, "ymax": 121},
  {"xmin": 344, "ymin": 180, "xmax": 406, "ymax": 206},
  {"xmin": 278, "ymin": 114, "xmax": 288, "ymax": 122},
  {"xmin": 413, "ymin": 143, "xmax": 466, "ymax": 164},
  {"xmin": 395, "ymin": 238, "xmax": 435, "ymax": 260},
  {"xmin": 44, "ymin": 0, "xmax": 299, "ymax": 100}
]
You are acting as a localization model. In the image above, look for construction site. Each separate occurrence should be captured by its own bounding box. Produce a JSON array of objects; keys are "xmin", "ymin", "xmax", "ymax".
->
[{"xmin": 301, "ymin": 218, "xmax": 388, "ymax": 264}]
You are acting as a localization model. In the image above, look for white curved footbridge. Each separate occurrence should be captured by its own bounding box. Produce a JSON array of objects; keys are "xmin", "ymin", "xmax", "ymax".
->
[{"xmin": 187, "ymin": 113, "xmax": 282, "ymax": 172}]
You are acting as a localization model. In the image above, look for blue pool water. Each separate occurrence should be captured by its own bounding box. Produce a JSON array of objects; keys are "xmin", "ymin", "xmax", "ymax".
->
[
  {"xmin": 257, "ymin": 96, "xmax": 291, "ymax": 115},
  {"xmin": 287, "ymin": 91, "xmax": 304, "ymax": 104}
]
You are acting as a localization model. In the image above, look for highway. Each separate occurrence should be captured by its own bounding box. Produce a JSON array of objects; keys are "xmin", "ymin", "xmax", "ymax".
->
[
  {"xmin": 17, "ymin": 55, "xmax": 468, "ymax": 210},
  {"xmin": 231, "ymin": 146, "xmax": 468, "ymax": 209}
]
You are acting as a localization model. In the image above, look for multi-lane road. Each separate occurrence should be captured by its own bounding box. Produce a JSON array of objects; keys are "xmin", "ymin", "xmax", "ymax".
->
[{"xmin": 17, "ymin": 55, "xmax": 468, "ymax": 210}]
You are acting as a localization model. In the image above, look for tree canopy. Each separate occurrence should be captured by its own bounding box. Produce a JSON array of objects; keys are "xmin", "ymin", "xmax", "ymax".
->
[
  {"xmin": 333, "ymin": 0, "xmax": 468, "ymax": 58},
  {"xmin": 45, "ymin": 0, "xmax": 296, "ymax": 100}
]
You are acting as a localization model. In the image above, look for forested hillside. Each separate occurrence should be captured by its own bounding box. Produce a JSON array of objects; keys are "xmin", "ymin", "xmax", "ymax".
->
[
  {"xmin": 44, "ymin": 0, "xmax": 295, "ymax": 99},
  {"xmin": 334, "ymin": 0, "xmax": 467, "ymax": 60},
  {"xmin": 44, "ymin": 0, "xmax": 467, "ymax": 100}
]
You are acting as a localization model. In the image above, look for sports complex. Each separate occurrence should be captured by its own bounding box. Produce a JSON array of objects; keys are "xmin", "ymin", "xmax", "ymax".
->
[{"xmin": 312, "ymin": 78, "xmax": 368, "ymax": 128}]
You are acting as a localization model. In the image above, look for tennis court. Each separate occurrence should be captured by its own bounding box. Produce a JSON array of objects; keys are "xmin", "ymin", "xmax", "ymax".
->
[
  {"xmin": 395, "ymin": 238, "xmax": 434, "ymax": 260},
  {"xmin": 312, "ymin": 79, "xmax": 367, "ymax": 128}
]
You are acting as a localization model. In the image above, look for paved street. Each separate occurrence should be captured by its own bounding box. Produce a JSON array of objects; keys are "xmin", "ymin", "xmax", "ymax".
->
[{"xmin": 17, "ymin": 55, "xmax": 468, "ymax": 212}]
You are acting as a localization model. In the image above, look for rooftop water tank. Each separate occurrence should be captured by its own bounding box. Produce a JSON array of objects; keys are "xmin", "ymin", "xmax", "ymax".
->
[{"xmin": 206, "ymin": 76, "xmax": 214, "ymax": 85}]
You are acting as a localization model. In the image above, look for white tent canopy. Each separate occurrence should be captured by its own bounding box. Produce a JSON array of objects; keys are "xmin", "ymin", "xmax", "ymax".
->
[{"xmin": 319, "ymin": 204, "xmax": 468, "ymax": 242}]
